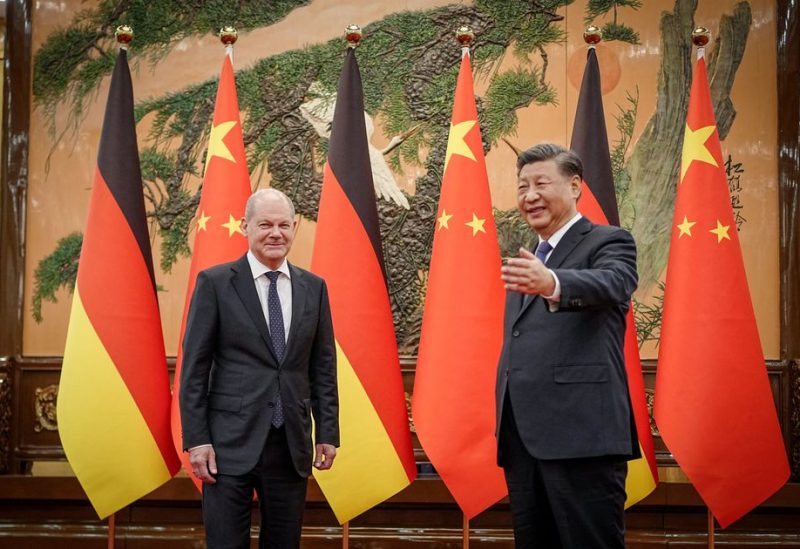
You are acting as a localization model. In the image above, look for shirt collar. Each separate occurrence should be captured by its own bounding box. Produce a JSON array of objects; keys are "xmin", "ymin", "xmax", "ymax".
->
[
  {"xmin": 247, "ymin": 251, "xmax": 291, "ymax": 280},
  {"xmin": 538, "ymin": 212, "xmax": 582, "ymax": 249}
]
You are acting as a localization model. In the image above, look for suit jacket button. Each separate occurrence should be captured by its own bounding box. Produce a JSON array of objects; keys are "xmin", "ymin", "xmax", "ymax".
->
[
  {"xmin": 268, "ymin": 402, "xmax": 275, "ymax": 408},
  {"xmin": 512, "ymin": 330, "xmax": 520, "ymax": 337},
  {"xmin": 504, "ymin": 368, "xmax": 509, "ymax": 377}
]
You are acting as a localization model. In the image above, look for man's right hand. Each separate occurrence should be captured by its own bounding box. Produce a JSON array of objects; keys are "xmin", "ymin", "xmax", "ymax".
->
[{"xmin": 188, "ymin": 445, "xmax": 218, "ymax": 484}]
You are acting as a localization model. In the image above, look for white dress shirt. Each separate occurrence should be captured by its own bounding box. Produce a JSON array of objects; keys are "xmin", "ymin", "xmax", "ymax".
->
[
  {"xmin": 247, "ymin": 251, "xmax": 292, "ymax": 340},
  {"xmin": 539, "ymin": 212, "xmax": 583, "ymax": 311}
]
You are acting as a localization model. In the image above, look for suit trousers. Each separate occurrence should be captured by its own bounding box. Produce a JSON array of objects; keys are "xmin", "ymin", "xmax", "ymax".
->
[
  {"xmin": 499, "ymin": 398, "xmax": 627, "ymax": 549},
  {"xmin": 202, "ymin": 426, "xmax": 308, "ymax": 549}
]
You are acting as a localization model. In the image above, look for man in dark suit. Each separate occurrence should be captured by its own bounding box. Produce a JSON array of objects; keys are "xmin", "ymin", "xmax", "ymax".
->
[
  {"xmin": 180, "ymin": 188, "xmax": 338, "ymax": 549},
  {"xmin": 497, "ymin": 144, "xmax": 638, "ymax": 548}
]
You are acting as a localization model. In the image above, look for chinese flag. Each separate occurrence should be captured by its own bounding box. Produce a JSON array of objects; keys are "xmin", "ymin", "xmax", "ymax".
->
[
  {"xmin": 412, "ymin": 50, "xmax": 507, "ymax": 518},
  {"xmin": 570, "ymin": 47, "xmax": 658, "ymax": 507},
  {"xmin": 58, "ymin": 49, "xmax": 180, "ymax": 518},
  {"xmin": 170, "ymin": 51, "xmax": 252, "ymax": 488},
  {"xmin": 311, "ymin": 47, "xmax": 416, "ymax": 523},
  {"xmin": 654, "ymin": 53, "xmax": 789, "ymax": 527}
]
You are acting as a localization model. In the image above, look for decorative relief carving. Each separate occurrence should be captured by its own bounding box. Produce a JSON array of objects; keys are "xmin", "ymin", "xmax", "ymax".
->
[
  {"xmin": 645, "ymin": 388, "xmax": 658, "ymax": 436},
  {"xmin": 34, "ymin": 384, "xmax": 59, "ymax": 433},
  {"xmin": 0, "ymin": 371, "xmax": 10, "ymax": 473},
  {"xmin": 405, "ymin": 391, "xmax": 415, "ymax": 433},
  {"xmin": 791, "ymin": 361, "xmax": 800, "ymax": 481}
]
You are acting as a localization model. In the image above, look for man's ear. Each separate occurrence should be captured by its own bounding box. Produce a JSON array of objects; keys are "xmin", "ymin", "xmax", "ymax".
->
[{"xmin": 570, "ymin": 175, "xmax": 583, "ymax": 198}]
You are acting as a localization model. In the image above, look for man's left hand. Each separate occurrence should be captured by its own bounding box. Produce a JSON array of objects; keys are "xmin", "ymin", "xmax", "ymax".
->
[{"xmin": 314, "ymin": 444, "xmax": 337, "ymax": 470}]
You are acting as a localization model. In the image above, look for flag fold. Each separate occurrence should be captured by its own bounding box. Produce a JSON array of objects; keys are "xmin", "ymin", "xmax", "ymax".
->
[
  {"xmin": 654, "ymin": 53, "xmax": 789, "ymax": 528},
  {"xmin": 311, "ymin": 47, "xmax": 416, "ymax": 523},
  {"xmin": 412, "ymin": 50, "xmax": 507, "ymax": 518},
  {"xmin": 570, "ymin": 47, "xmax": 658, "ymax": 508},
  {"xmin": 58, "ymin": 49, "xmax": 180, "ymax": 518}
]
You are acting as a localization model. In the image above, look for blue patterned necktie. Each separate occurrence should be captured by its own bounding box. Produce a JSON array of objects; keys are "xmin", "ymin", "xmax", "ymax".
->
[
  {"xmin": 535, "ymin": 240, "xmax": 552, "ymax": 263},
  {"xmin": 265, "ymin": 271, "xmax": 285, "ymax": 428},
  {"xmin": 523, "ymin": 240, "xmax": 553, "ymax": 307}
]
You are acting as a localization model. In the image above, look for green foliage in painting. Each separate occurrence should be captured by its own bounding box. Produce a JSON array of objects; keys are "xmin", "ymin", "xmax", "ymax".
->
[
  {"xmin": 32, "ymin": 233, "xmax": 83, "ymax": 322},
  {"xmin": 483, "ymin": 68, "xmax": 556, "ymax": 145},
  {"xmin": 34, "ymin": 0, "xmax": 311, "ymax": 126},
  {"xmin": 611, "ymin": 87, "xmax": 639, "ymax": 231},
  {"xmin": 584, "ymin": 0, "xmax": 642, "ymax": 44}
]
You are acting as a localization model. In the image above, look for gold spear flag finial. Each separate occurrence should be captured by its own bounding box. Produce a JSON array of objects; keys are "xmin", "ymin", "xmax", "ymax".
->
[
  {"xmin": 692, "ymin": 27, "xmax": 711, "ymax": 47},
  {"xmin": 219, "ymin": 26, "xmax": 238, "ymax": 46},
  {"xmin": 455, "ymin": 26, "xmax": 475, "ymax": 48},
  {"xmin": 115, "ymin": 25, "xmax": 133, "ymax": 49},
  {"xmin": 345, "ymin": 24, "xmax": 363, "ymax": 48},
  {"xmin": 584, "ymin": 25, "xmax": 602, "ymax": 45}
]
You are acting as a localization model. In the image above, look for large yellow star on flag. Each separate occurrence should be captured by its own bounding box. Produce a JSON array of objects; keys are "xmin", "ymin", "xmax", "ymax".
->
[
  {"xmin": 437, "ymin": 209, "xmax": 453, "ymax": 230},
  {"xmin": 205, "ymin": 120, "xmax": 238, "ymax": 174},
  {"xmin": 710, "ymin": 220, "xmax": 731, "ymax": 243},
  {"xmin": 444, "ymin": 120, "xmax": 477, "ymax": 171},
  {"xmin": 676, "ymin": 215, "xmax": 696, "ymax": 238},
  {"xmin": 196, "ymin": 211, "xmax": 211, "ymax": 232},
  {"xmin": 221, "ymin": 214, "xmax": 243, "ymax": 237},
  {"xmin": 680, "ymin": 124, "xmax": 718, "ymax": 181},
  {"xmin": 465, "ymin": 213, "xmax": 486, "ymax": 236}
]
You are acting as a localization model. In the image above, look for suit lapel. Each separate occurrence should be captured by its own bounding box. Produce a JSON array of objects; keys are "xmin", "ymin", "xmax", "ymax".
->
[
  {"xmin": 285, "ymin": 263, "xmax": 308, "ymax": 359},
  {"xmin": 230, "ymin": 254, "xmax": 279, "ymax": 363},
  {"xmin": 513, "ymin": 218, "xmax": 593, "ymax": 322}
]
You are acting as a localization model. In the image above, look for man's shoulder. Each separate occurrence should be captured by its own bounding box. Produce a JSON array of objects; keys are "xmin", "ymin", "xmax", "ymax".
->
[
  {"xmin": 199, "ymin": 257, "xmax": 245, "ymax": 279},
  {"xmin": 289, "ymin": 263, "xmax": 326, "ymax": 287},
  {"xmin": 585, "ymin": 221, "xmax": 633, "ymax": 241}
]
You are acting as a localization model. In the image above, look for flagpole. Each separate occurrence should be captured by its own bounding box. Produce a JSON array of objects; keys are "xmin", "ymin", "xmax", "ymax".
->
[
  {"xmin": 707, "ymin": 509, "xmax": 715, "ymax": 548},
  {"xmin": 342, "ymin": 521, "xmax": 349, "ymax": 549},
  {"xmin": 107, "ymin": 512, "xmax": 116, "ymax": 549},
  {"xmin": 462, "ymin": 514, "xmax": 470, "ymax": 548}
]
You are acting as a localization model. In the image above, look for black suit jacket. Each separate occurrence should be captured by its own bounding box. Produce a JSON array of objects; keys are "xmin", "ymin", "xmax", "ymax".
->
[
  {"xmin": 496, "ymin": 217, "xmax": 639, "ymax": 463},
  {"xmin": 179, "ymin": 254, "xmax": 338, "ymax": 477}
]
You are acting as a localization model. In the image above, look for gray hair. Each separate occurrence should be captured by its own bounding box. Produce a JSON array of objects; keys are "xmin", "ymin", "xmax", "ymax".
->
[
  {"xmin": 245, "ymin": 188, "xmax": 296, "ymax": 220},
  {"xmin": 516, "ymin": 143, "xmax": 583, "ymax": 179}
]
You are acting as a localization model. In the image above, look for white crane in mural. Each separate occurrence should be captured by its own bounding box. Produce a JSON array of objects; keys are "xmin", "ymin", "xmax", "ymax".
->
[{"xmin": 299, "ymin": 83, "xmax": 411, "ymax": 209}]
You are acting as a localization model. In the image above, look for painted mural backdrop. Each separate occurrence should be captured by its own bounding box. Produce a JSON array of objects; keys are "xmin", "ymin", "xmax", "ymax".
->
[{"xmin": 23, "ymin": 0, "xmax": 780, "ymax": 360}]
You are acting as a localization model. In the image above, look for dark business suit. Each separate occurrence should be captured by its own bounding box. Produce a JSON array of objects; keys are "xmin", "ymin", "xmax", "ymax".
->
[
  {"xmin": 496, "ymin": 217, "xmax": 638, "ymax": 548},
  {"xmin": 180, "ymin": 254, "xmax": 338, "ymax": 548}
]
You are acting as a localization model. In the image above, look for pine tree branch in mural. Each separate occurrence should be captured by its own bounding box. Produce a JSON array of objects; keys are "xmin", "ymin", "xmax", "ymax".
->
[{"xmin": 624, "ymin": 0, "xmax": 751, "ymax": 289}]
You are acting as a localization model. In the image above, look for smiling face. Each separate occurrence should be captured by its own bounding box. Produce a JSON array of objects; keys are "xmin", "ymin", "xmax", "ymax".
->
[
  {"xmin": 242, "ymin": 194, "xmax": 297, "ymax": 269},
  {"xmin": 516, "ymin": 159, "xmax": 581, "ymax": 240}
]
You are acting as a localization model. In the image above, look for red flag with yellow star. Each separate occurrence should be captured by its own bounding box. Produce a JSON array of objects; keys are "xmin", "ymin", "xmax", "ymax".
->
[
  {"xmin": 654, "ymin": 53, "xmax": 789, "ymax": 528},
  {"xmin": 412, "ymin": 50, "xmax": 507, "ymax": 518},
  {"xmin": 170, "ymin": 51, "xmax": 252, "ymax": 489}
]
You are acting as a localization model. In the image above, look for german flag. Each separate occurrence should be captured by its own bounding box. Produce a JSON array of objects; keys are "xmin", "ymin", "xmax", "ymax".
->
[
  {"xmin": 58, "ymin": 49, "xmax": 180, "ymax": 519},
  {"xmin": 311, "ymin": 47, "xmax": 416, "ymax": 523},
  {"xmin": 170, "ymin": 50, "xmax": 252, "ymax": 490},
  {"xmin": 570, "ymin": 47, "xmax": 658, "ymax": 507}
]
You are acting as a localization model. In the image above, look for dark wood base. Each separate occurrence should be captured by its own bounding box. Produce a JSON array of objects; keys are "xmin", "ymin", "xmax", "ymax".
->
[{"xmin": 1, "ymin": 476, "xmax": 799, "ymax": 548}]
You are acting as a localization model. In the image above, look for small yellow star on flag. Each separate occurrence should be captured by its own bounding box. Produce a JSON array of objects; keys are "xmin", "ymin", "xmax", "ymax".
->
[
  {"xmin": 677, "ymin": 215, "xmax": 696, "ymax": 238},
  {"xmin": 221, "ymin": 214, "xmax": 243, "ymax": 237},
  {"xmin": 196, "ymin": 211, "xmax": 211, "ymax": 232},
  {"xmin": 205, "ymin": 120, "xmax": 238, "ymax": 175},
  {"xmin": 710, "ymin": 220, "xmax": 731, "ymax": 243},
  {"xmin": 444, "ymin": 120, "xmax": 477, "ymax": 171},
  {"xmin": 465, "ymin": 213, "xmax": 486, "ymax": 236},
  {"xmin": 680, "ymin": 124, "xmax": 718, "ymax": 181},
  {"xmin": 437, "ymin": 209, "xmax": 453, "ymax": 230}
]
